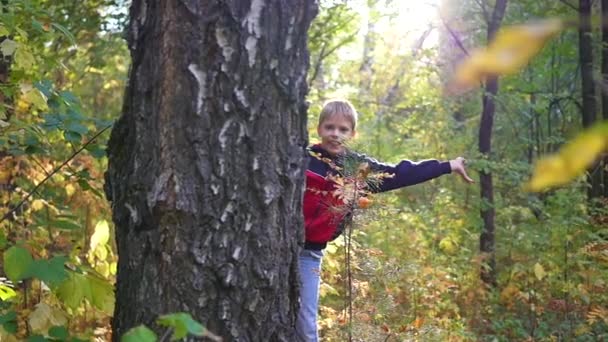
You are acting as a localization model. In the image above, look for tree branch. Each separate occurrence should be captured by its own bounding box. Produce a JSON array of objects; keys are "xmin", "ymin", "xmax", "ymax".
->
[
  {"xmin": 439, "ymin": 15, "xmax": 470, "ymax": 56},
  {"xmin": 0, "ymin": 124, "xmax": 112, "ymax": 224},
  {"xmin": 558, "ymin": 0, "xmax": 578, "ymax": 10}
]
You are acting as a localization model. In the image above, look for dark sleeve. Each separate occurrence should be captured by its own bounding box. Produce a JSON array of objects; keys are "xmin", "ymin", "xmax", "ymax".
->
[{"xmin": 360, "ymin": 154, "xmax": 452, "ymax": 193}]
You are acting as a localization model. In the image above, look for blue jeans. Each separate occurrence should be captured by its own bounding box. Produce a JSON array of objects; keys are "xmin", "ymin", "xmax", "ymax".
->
[{"xmin": 296, "ymin": 249, "xmax": 324, "ymax": 342}]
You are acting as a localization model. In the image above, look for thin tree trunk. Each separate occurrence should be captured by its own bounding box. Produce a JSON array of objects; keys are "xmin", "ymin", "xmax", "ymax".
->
[
  {"xmin": 479, "ymin": 0, "xmax": 507, "ymax": 287},
  {"xmin": 105, "ymin": 1, "xmax": 317, "ymax": 340},
  {"xmin": 0, "ymin": 0, "xmax": 15, "ymax": 223},
  {"xmin": 580, "ymin": 0, "xmax": 602, "ymax": 199},
  {"xmin": 601, "ymin": 0, "xmax": 608, "ymax": 197}
]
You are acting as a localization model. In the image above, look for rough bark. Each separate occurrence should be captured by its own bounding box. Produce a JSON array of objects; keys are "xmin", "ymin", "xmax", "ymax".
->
[
  {"xmin": 104, "ymin": 1, "xmax": 317, "ymax": 340},
  {"xmin": 579, "ymin": 0, "xmax": 602, "ymax": 199},
  {"xmin": 478, "ymin": 0, "xmax": 507, "ymax": 287}
]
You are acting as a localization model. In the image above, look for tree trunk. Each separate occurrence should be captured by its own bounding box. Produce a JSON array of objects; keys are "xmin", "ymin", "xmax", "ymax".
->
[
  {"xmin": 104, "ymin": 1, "xmax": 317, "ymax": 340},
  {"xmin": 479, "ymin": 0, "xmax": 507, "ymax": 287},
  {"xmin": 0, "ymin": 0, "xmax": 15, "ymax": 222},
  {"xmin": 579, "ymin": 0, "xmax": 602, "ymax": 199},
  {"xmin": 602, "ymin": 0, "xmax": 608, "ymax": 197}
]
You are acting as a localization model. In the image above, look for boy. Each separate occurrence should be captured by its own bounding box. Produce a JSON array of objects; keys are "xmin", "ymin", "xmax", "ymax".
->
[{"xmin": 296, "ymin": 99, "xmax": 473, "ymax": 341}]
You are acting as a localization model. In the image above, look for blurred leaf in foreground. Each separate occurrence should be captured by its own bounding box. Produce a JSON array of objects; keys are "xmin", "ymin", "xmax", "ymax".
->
[
  {"xmin": 449, "ymin": 19, "xmax": 565, "ymax": 93},
  {"xmin": 526, "ymin": 122, "xmax": 608, "ymax": 192}
]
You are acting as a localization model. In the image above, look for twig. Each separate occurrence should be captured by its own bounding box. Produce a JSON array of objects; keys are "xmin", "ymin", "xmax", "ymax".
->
[
  {"xmin": 159, "ymin": 328, "xmax": 172, "ymax": 342},
  {"xmin": 558, "ymin": 0, "xmax": 578, "ymax": 11},
  {"xmin": 0, "ymin": 124, "xmax": 112, "ymax": 223},
  {"xmin": 438, "ymin": 15, "xmax": 470, "ymax": 56},
  {"xmin": 473, "ymin": 0, "xmax": 490, "ymax": 23}
]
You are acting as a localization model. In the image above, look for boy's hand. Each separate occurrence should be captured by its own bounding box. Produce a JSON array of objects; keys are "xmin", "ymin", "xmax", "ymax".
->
[{"xmin": 449, "ymin": 157, "xmax": 474, "ymax": 183}]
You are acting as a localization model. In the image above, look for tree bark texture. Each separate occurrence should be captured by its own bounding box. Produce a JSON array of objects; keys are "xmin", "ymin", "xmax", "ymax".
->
[
  {"xmin": 579, "ymin": 0, "xmax": 602, "ymax": 199},
  {"xmin": 478, "ymin": 0, "xmax": 507, "ymax": 287},
  {"xmin": 104, "ymin": 1, "xmax": 317, "ymax": 340}
]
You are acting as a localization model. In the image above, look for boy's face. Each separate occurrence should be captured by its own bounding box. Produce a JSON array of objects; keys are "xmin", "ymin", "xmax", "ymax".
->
[{"xmin": 317, "ymin": 114, "xmax": 355, "ymax": 156}]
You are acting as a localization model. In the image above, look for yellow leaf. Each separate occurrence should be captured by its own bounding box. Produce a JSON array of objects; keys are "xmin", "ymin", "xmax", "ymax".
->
[
  {"xmin": 90, "ymin": 220, "xmax": 110, "ymax": 251},
  {"xmin": 19, "ymin": 84, "xmax": 48, "ymax": 112},
  {"xmin": 526, "ymin": 125, "xmax": 607, "ymax": 191},
  {"xmin": 94, "ymin": 245, "xmax": 108, "ymax": 261},
  {"xmin": 96, "ymin": 260, "xmax": 110, "ymax": 278},
  {"xmin": 0, "ymin": 284, "xmax": 16, "ymax": 301},
  {"xmin": 450, "ymin": 19, "xmax": 564, "ymax": 92},
  {"xmin": 439, "ymin": 237, "xmax": 457, "ymax": 255},
  {"xmin": 534, "ymin": 262, "xmax": 546, "ymax": 281},
  {"xmin": 500, "ymin": 283, "xmax": 520, "ymax": 304},
  {"xmin": 65, "ymin": 183, "xmax": 76, "ymax": 197},
  {"xmin": 110, "ymin": 261, "xmax": 117, "ymax": 275},
  {"xmin": 30, "ymin": 199, "xmax": 45, "ymax": 212}
]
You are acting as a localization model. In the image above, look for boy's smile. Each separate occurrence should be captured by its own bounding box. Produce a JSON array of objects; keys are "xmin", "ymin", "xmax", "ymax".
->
[{"xmin": 317, "ymin": 114, "xmax": 355, "ymax": 156}]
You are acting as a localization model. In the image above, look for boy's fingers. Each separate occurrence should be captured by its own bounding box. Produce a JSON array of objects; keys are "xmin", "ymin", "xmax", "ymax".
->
[{"xmin": 459, "ymin": 169, "xmax": 475, "ymax": 183}]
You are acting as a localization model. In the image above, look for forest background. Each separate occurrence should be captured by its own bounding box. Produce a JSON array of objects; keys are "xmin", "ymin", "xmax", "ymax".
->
[{"xmin": 0, "ymin": 0, "xmax": 607, "ymax": 341}]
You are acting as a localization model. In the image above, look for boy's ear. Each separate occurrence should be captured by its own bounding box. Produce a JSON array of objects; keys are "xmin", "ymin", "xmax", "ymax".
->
[{"xmin": 351, "ymin": 129, "xmax": 357, "ymax": 138}]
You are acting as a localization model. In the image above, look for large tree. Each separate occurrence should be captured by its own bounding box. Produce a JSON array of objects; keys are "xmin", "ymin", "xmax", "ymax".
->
[{"xmin": 104, "ymin": 1, "xmax": 317, "ymax": 340}]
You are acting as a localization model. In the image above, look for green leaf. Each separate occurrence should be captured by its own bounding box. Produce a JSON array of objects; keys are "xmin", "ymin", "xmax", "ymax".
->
[
  {"xmin": 0, "ymin": 39, "xmax": 17, "ymax": 56},
  {"xmin": 55, "ymin": 272, "xmax": 90, "ymax": 309},
  {"xmin": 66, "ymin": 122, "xmax": 88, "ymax": 135},
  {"xmin": 87, "ymin": 275, "xmax": 114, "ymax": 314},
  {"xmin": 49, "ymin": 325, "xmax": 69, "ymax": 340},
  {"xmin": 25, "ymin": 145, "xmax": 46, "ymax": 155},
  {"xmin": 29, "ymin": 256, "xmax": 68, "ymax": 288},
  {"xmin": 77, "ymin": 179, "xmax": 104, "ymax": 199},
  {"xmin": 31, "ymin": 19, "xmax": 45, "ymax": 32},
  {"xmin": 63, "ymin": 131, "xmax": 82, "ymax": 143},
  {"xmin": 157, "ymin": 313, "xmax": 206, "ymax": 340},
  {"xmin": 50, "ymin": 219, "xmax": 81, "ymax": 231},
  {"xmin": 3, "ymin": 246, "xmax": 34, "ymax": 282},
  {"xmin": 27, "ymin": 335, "xmax": 48, "ymax": 342},
  {"xmin": 0, "ymin": 25, "xmax": 9, "ymax": 36},
  {"xmin": 121, "ymin": 325, "xmax": 157, "ymax": 342},
  {"xmin": 60, "ymin": 92, "xmax": 79, "ymax": 107},
  {"xmin": 0, "ymin": 231, "xmax": 8, "ymax": 249},
  {"xmin": 42, "ymin": 114, "xmax": 62, "ymax": 130},
  {"xmin": 14, "ymin": 46, "xmax": 36, "ymax": 70},
  {"xmin": 85, "ymin": 144, "xmax": 106, "ymax": 158},
  {"xmin": 22, "ymin": 88, "xmax": 48, "ymax": 111},
  {"xmin": 0, "ymin": 311, "xmax": 16, "ymax": 324},
  {"xmin": 51, "ymin": 23, "xmax": 76, "ymax": 46},
  {"xmin": 3, "ymin": 320, "xmax": 17, "ymax": 334},
  {"xmin": 35, "ymin": 80, "xmax": 53, "ymax": 98},
  {"xmin": 0, "ymin": 310, "xmax": 17, "ymax": 333}
]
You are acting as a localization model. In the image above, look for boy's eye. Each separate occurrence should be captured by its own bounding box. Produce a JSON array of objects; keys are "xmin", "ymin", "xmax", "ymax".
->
[{"xmin": 340, "ymin": 128, "xmax": 349, "ymax": 133}]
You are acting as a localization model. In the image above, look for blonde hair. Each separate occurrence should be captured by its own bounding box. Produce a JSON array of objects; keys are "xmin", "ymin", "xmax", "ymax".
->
[{"xmin": 318, "ymin": 99, "xmax": 358, "ymax": 130}]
